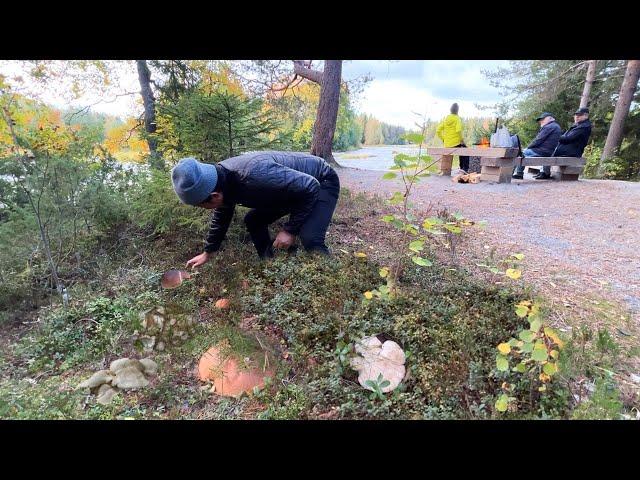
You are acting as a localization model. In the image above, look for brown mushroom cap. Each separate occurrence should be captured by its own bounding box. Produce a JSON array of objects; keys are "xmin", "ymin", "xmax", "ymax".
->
[
  {"xmin": 197, "ymin": 345, "xmax": 273, "ymax": 397},
  {"xmin": 161, "ymin": 269, "xmax": 192, "ymax": 289}
]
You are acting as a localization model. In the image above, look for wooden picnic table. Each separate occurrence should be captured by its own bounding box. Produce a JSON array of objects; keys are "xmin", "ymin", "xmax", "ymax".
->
[
  {"xmin": 425, "ymin": 147, "xmax": 586, "ymax": 183},
  {"xmin": 426, "ymin": 147, "xmax": 520, "ymax": 183}
]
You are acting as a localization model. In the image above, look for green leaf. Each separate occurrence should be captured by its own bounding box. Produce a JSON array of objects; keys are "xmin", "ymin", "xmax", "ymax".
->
[
  {"xmin": 514, "ymin": 362, "xmax": 527, "ymax": 373},
  {"xmin": 515, "ymin": 305, "xmax": 529, "ymax": 318},
  {"xmin": 379, "ymin": 267, "xmax": 389, "ymax": 278},
  {"xmin": 388, "ymin": 192, "xmax": 404, "ymax": 205},
  {"xmin": 403, "ymin": 132, "xmax": 425, "ymax": 144},
  {"xmin": 519, "ymin": 330, "xmax": 534, "ymax": 343},
  {"xmin": 409, "ymin": 240, "xmax": 424, "ymax": 252},
  {"xmin": 531, "ymin": 347, "xmax": 548, "ymax": 362},
  {"xmin": 542, "ymin": 362, "xmax": 558, "ymax": 376},
  {"xmin": 382, "ymin": 215, "xmax": 396, "ymax": 223},
  {"xmin": 382, "ymin": 172, "xmax": 397, "ymax": 180},
  {"xmin": 521, "ymin": 342, "xmax": 534, "ymax": 353},
  {"xmin": 380, "ymin": 380, "xmax": 390, "ymax": 388},
  {"xmin": 496, "ymin": 355, "xmax": 509, "ymax": 371},
  {"xmin": 411, "ymin": 256, "xmax": 432, "ymax": 267},
  {"xmin": 529, "ymin": 319, "xmax": 542, "ymax": 333},
  {"xmin": 511, "ymin": 253, "xmax": 525, "ymax": 260},
  {"xmin": 495, "ymin": 394, "xmax": 509, "ymax": 412},
  {"xmin": 444, "ymin": 224, "xmax": 462, "ymax": 234}
]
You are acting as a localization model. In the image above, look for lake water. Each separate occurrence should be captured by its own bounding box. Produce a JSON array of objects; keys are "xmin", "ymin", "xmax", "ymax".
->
[{"xmin": 334, "ymin": 145, "xmax": 434, "ymax": 171}]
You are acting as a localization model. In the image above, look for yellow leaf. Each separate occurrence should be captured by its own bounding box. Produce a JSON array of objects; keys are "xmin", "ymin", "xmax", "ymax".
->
[
  {"xmin": 505, "ymin": 269, "xmax": 522, "ymax": 280},
  {"xmin": 497, "ymin": 343, "xmax": 511, "ymax": 355},
  {"xmin": 538, "ymin": 385, "xmax": 546, "ymax": 392},
  {"xmin": 539, "ymin": 372, "xmax": 551, "ymax": 383},
  {"xmin": 354, "ymin": 252, "xmax": 367, "ymax": 258},
  {"xmin": 550, "ymin": 350, "xmax": 559, "ymax": 359},
  {"xmin": 544, "ymin": 327, "xmax": 564, "ymax": 348},
  {"xmin": 379, "ymin": 267, "xmax": 389, "ymax": 278},
  {"xmin": 364, "ymin": 291, "xmax": 373, "ymax": 300}
]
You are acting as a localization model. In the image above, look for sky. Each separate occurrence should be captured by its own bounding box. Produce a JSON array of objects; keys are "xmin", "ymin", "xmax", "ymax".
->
[{"xmin": 1, "ymin": 60, "xmax": 511, "ymax": 129}]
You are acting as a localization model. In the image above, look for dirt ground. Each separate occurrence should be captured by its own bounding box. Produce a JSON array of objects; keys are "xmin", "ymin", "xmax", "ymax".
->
[{"xmin": 337, "ymin": 167, "xmax": 640, "ymax": 334}]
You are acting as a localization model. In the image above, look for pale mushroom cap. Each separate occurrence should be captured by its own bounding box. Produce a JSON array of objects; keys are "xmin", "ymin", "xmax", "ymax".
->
[
  {"xmin": 379, "ymin": 341, "xmax": 406, "ymax": 365},
  {"xmin": 77, "ymin": 370, "xmax": 114, "ymax": 389},
  {"xmin": 351, "ymin": 336, "xmax": 407, "ymax": 393}
]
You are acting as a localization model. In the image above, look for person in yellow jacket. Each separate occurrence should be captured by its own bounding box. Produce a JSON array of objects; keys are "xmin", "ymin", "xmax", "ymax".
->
[{"xmin": 436, "ymin": 103, "xmax": 469, "ymax": 171}]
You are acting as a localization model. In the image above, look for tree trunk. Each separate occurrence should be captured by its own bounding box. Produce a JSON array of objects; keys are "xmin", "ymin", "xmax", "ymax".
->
[
  {"xmin": 310, "ymin": 61, "xmax": 342, "ymax": 167},
  {"xmin": 292, "ymin": 60, "xmax": 342, "ymax": 168},
  {"xmin": 579, "ymin": 60, "xmax": 597, "ymax": 109},
  {"xmin": 136, "ymin": 60, "xmax": 162, "ymax": 168},
  {"xmin": 600, "ymin": 60, "xmax": 640, "ymax": 171}
]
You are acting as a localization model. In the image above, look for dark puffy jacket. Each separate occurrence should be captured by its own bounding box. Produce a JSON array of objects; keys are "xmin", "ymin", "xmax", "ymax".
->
[
  {"xmin": 203, "ymin": 151, "xmax": 336, "ymax": 253},
  {"xmin": 527, "ymin": 120, "xmax": 562, "ymax": 156},
  {"xmin": 553, "ymin": 119, "xmax": 592, "ymax": 157}
]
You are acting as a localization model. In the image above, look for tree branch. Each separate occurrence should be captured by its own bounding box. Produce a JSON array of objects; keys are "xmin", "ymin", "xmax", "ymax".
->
[{"xmin": 293, "ymin": 60, "xmax": 323, "ymax": 84}]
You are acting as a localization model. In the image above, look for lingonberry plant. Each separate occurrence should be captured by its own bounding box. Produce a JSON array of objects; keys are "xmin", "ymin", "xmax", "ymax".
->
[{"xmin": 494, "ymin": 300, "xmax": 565, "ymax": 413}]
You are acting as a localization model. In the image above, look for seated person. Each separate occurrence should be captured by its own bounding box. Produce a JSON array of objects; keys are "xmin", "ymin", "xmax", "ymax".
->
[
  {"xmin": 512, "ymin": 112, "xmax": 562, "ymax": 180},
  {"xmin": 553, "ymin": 107, "xmax": 593, "ymax": 160}
]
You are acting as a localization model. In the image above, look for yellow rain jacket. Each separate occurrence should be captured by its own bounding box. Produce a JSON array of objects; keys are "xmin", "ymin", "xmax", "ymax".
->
[{"xmin": 436, "ymin": 114, "xmax": 464, "ymax": 147}]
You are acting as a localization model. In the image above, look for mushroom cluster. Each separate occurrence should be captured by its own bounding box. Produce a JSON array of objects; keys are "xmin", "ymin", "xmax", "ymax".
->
[
  {"xmin": 76, "ymin": 357, "xmax": 158, "ymax": 405},
  {"xmin": 133, "ymin": 305, "xmax": 196, "ymax": 352},
  {"xmin": 350, "ymin": 336, "xmax": 406, "ymax": 393},
  {"xmin": 197, "ymin": 340, "xmax": 275, "ymax": 398}
]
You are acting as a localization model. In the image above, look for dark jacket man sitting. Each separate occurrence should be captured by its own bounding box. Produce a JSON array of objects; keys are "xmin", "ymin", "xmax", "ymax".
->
[
  {"xmin": 513, "ymin": 112, "xmax": 562, "ymax": 179},
  {"xmin": 171, "ymin": 151, "xmax": 340, "ymax": 268},
  {"xmin": 554, "ymin": 107, "xmax": 592, "ymax": 157}
]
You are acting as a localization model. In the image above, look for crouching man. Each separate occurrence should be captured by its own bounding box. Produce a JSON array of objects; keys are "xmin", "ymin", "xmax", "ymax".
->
[{"xmin": 171, "ymin": 151, "xmax": 340, "ymax": 268}]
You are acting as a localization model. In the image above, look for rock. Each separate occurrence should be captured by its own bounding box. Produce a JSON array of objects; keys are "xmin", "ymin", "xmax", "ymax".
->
[
  {"xmin": 156, "ymin": 341, "xmax": 165, "ymax": 351},
  {"xmin": 77, "ymin": 370, "xmax": 114, "ymax": 390},
  {"xmin": 630, "ymin": 374, "xmax": 640, "ymax": 384},
  {"xmin": 112, "ymin": 367, "xmax": 149, "ymax": 390},
  {"xmin": 139, "ymin": 358, "xmax": 158, "ymax": 376},
  {"xmin": 110, "ymin": 358, "xmax": 144, "ymax": 374},
  {"xmin": 96, "ymin": 384, "xmax": 118, "ymax": 405}
]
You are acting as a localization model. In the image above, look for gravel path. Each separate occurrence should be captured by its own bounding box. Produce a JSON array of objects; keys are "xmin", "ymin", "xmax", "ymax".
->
[{"xmin": 337, "ymin": 167, "xmax": 640, "ymax": 324}]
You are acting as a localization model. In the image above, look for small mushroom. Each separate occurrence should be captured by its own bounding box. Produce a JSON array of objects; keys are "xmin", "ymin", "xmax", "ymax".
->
[
  {"xmin": 214, "ymin": 298, "xmax": 230, "ymax": 309},
  {"xmin": 161, "ymin": 269, "xmax": 192, "ymax": 289}
]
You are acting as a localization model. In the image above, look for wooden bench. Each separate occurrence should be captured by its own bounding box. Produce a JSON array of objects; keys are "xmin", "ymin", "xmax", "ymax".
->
[
  {"xmin": 518, "ymin": 157, "xmax": 586, "ymax": 181},
  {"xmin": 480, "ymin": 156, "xmax": 586, "ymax": 183}
]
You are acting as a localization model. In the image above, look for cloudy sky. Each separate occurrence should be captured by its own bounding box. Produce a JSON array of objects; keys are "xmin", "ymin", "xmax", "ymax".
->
[
  {"xmin": 1, "ymin": 60, "xmax": 511, "ymax": 128},
  {"xmin": 342, "ymin": 60, "xmax": 511, "ymax": 128}
]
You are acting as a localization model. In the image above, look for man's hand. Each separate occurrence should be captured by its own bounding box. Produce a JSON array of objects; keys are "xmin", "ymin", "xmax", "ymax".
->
[
  {"xmin": 186, "ymin": 251, "xmax": 211, "ymax": 269},
  {"xmin": 272, "ymin": 230, "xmax": 296, "ymax": 250}
]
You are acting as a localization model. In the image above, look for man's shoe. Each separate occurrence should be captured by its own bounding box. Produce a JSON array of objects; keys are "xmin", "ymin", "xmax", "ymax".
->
[
  {"xmin": 512, "ymin": 173, "xmax": 524, "ymax": 180},
  {"xmin": 534, "ymin": 173, "xmax": 552, "ymax": 180}
]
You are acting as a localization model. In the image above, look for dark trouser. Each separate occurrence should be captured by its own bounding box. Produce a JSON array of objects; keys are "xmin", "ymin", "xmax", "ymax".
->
[
  {"xmin": 244, "ymin": 171, "xmax": 340, "ymax": 258},
  {"xmin": 514, "ymin": 148, "xmax": 545, "ymax": 175},
  {"xmin": 454, "ymin": 143, "xmax": 469, "ymax": 171}
]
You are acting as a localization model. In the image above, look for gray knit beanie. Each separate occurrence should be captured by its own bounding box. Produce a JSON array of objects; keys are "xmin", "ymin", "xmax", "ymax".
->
[{"xmin": 171, "ymin": 157, "xmax": 218, "ymax": 205}]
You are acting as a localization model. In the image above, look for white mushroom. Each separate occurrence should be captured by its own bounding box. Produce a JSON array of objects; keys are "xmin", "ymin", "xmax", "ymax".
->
[{"xmin": 350, "ymin": 336, "xmax": 406, "ymax": 393}]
